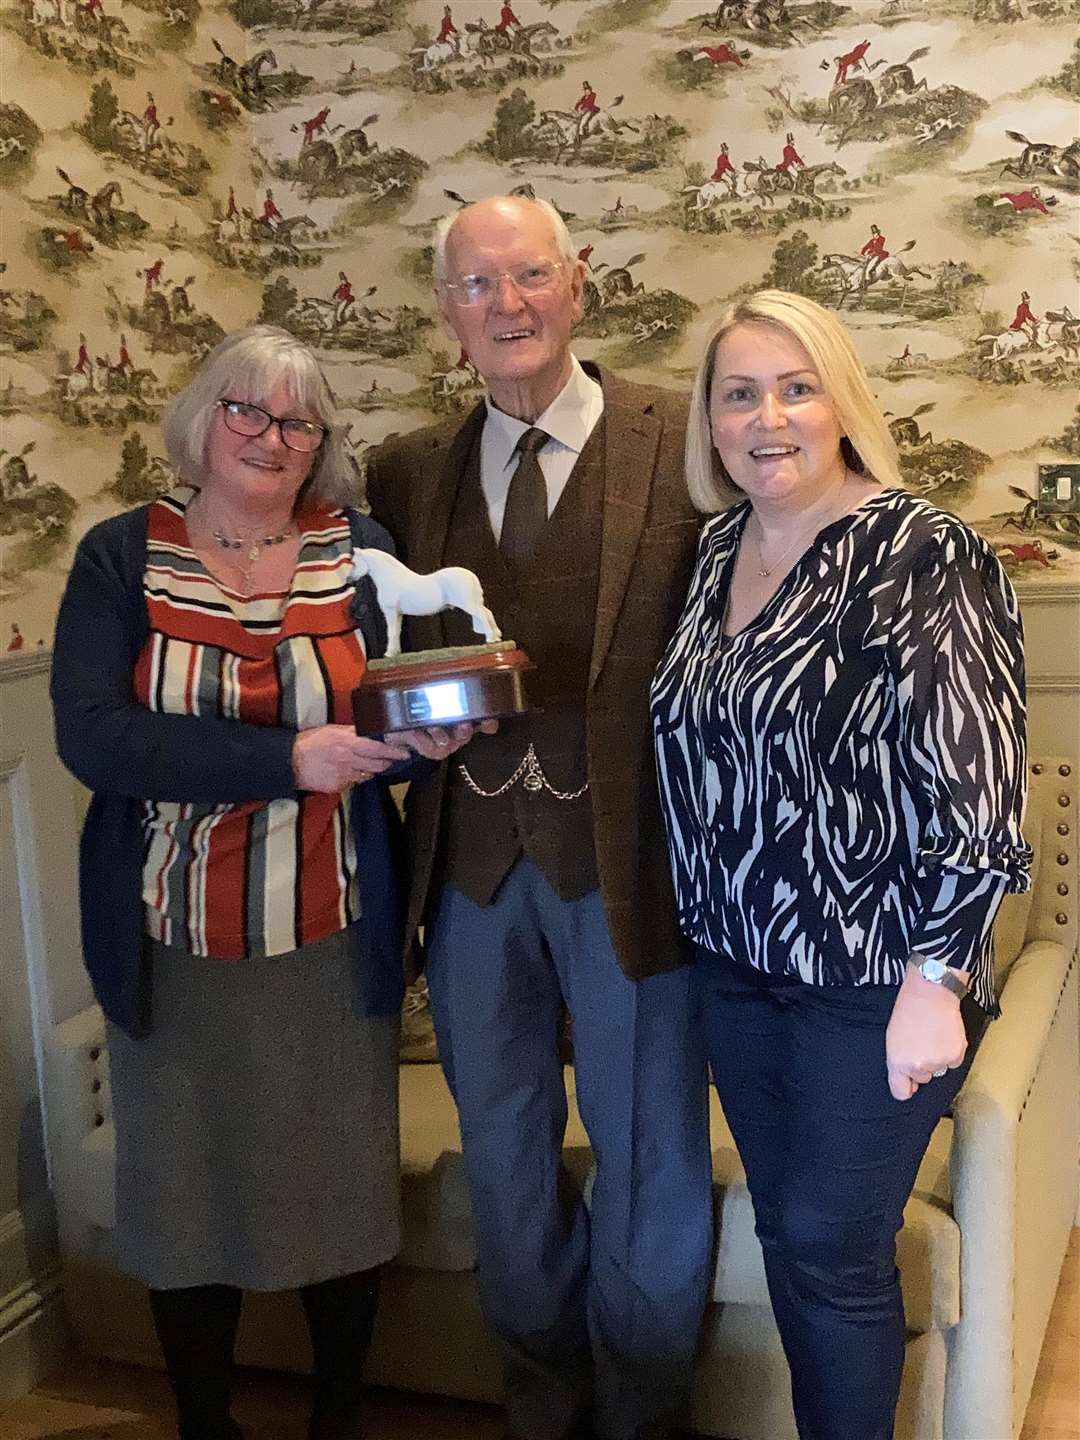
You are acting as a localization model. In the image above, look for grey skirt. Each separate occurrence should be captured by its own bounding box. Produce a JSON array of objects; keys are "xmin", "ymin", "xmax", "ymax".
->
[{"xmin": 107, "ymin": 928, "xmax": 401, "ymax": 1291}]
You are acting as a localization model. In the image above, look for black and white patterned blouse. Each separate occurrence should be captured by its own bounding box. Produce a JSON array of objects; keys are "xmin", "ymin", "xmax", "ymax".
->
[{"xmin": 651, "ymin": 488, "xmax": 1032, "ymax": 1015}]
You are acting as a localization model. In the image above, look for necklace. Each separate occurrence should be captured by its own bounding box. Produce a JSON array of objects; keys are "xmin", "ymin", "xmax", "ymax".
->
[
  {"xmin": 210, "ymin": 525, "xmax": 294, "ymax": 594},
  {"xmin": 188, "ymin": 492, "xmax": 295, "ymax": 595},
  {"xmin": 753, "ymin": 470, "xmax": 847, "ymax": 578}
]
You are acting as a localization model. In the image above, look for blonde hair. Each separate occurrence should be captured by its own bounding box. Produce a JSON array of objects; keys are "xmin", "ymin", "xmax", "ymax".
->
[
  {"xmin": 162, "ymin": 326, "xmax": 357, "ymax": 508},
  {"xmin": 685, "ymin": 289, "xmax": 902, "ymax": 513},
  {"xmin": 432, "ymin": 196, "xmax": 577, "ymax": 281}
]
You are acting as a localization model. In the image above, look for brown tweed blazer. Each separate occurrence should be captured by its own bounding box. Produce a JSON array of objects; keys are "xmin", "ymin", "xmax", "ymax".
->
[{"xmin": 365, "ymin": 362, "xmax": 700, "ymax": 981}]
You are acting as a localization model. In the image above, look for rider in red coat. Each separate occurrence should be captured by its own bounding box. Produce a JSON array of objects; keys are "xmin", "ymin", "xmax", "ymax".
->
[{"xmin": 1010, "ymin": 292, "xmax": 1037, "ymax": 332}]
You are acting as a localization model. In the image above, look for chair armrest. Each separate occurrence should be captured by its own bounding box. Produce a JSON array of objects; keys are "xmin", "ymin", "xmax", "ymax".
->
[
  {"xmin": 944, "ymin": 941, "xmax": 1078, "ymax": 1440},
  {"xmin": 47, "ymin": 1005, "xmax": 110, "ymax": 1168}
]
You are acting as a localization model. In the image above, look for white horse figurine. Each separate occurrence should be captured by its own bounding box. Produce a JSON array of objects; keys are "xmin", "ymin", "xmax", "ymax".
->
[{"xmin": 351, "ymin": 548, "xmax": 502, "ymax": 657}]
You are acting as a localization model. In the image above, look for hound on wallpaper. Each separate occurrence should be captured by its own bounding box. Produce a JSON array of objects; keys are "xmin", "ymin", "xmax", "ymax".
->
[
  {"xmin": 267, "ymin": 105, "xmax": 424, "ymax": 213},
  {"xmin": 880, "ymin": 401, "xmax": 991, "ymax": 503},
  {"xmin": 759, "ymin": 33, "xmax": 985, "ymax": 153},
  {"xmin": 572, "ymin": 244, "xmax": 696, "ymax": 364}
]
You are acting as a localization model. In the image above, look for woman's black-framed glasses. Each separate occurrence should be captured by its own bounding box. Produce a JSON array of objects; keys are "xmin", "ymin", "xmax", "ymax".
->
[{"xmin": 218, "ymin": 399, "xmax": 327, "ymax": 454}]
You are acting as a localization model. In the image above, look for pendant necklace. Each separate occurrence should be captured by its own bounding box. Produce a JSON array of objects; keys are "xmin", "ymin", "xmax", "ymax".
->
[
  {"xmin": 211, "ymin": 526, "xmax": 293, "ymax": 594},
  {"xmin": 754, "ymin": 470, "xmax": 847, "ymax": 578},
  {"xmin": 190, "ymin": 493, "xmax": 294, "ymax": 595}
]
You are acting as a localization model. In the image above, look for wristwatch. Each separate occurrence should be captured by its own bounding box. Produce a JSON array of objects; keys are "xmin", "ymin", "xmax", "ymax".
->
[{"xmin": 911, "ymin": 956, "xmax": 970, "ymax": 999}]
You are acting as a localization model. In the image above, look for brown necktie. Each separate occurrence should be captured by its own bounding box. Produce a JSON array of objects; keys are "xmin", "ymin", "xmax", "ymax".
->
[{"xmin": 499, "ymin": 427, "xmax": 550, "ymax": 564}]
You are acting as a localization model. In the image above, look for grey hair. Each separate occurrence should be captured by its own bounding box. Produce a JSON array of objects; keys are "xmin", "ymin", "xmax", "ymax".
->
[
  {"xmin": 685, "ymin": 289, "xmax": 903, "ymax": 513},
  {"xmin": 161, "ymin": 325, "xmax": 358, "ymax": 508},
  {"xmin": 432, "ymin": 196, "xmax": 577, "ymax": 281}
]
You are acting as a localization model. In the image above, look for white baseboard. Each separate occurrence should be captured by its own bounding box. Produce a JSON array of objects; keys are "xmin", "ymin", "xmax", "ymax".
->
[
  {"xmin": 0, "ymin": 1205, "xmax": 69, "ymax": 1405},
  {"xmin": 0, "ymin": 1274, "xmax": 70, "ymax": 1406}
]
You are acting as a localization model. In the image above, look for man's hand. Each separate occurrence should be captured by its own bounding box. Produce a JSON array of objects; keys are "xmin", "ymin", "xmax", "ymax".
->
[
  {"xmin": 884, "ymin": 963, "xmax": 968, "ymax": 1101},
  {"xmin": 292, "ymin": 725, "xmax": 412, "ymax": 793},
  {"xmin": 394, "ymin": 718, "xmax": 499, "ymax": 760}
]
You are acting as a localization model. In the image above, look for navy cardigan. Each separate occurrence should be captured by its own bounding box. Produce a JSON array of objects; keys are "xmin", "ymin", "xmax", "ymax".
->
[{"xmin": 50, "ymin": 503, "xmax": 408, "ymax": 1038}]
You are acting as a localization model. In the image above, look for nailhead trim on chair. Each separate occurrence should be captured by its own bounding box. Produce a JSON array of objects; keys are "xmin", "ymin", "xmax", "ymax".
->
[{"xmin": 1019, "ymin": 947, "xmax": 1078, "ymax": 1118}]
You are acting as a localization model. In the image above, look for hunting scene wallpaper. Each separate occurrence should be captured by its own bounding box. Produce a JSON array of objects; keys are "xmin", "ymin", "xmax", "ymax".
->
[{"xmin": 2, "ymin": 0, "xmax": 1079, "ymax": 652}]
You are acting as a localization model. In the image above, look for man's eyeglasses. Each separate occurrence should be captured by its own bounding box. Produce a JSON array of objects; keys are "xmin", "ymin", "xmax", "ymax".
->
[
  {"xmin": 217, "ymin": 399, "xmax": 327, "ymax": 454},
  {"xmin": 441, "ymin": 260, "xmax": 566, "ymax": 308}
]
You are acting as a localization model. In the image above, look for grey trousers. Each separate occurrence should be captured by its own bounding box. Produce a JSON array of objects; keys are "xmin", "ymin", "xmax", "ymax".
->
[{"xmin": 425, "ymin": 860, "xmax": 713, "ymax": 1440}]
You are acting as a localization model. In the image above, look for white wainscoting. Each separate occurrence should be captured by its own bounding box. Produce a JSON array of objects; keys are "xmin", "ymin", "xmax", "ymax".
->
[
  {"xmin": 0, "ymin": 657, "xmax": 82, "ymax": 1399},
  {"xmin": 1020, "ymin": 586, "xmax": 1080, "ymax": 762}
]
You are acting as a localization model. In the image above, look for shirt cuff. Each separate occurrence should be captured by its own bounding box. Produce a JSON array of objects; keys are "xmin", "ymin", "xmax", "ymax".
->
[{"xmin": 908, "ymin": 867, "xmax": 1010, "ymax": 975}]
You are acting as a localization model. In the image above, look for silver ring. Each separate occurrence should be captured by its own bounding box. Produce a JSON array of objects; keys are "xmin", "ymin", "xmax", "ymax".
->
[{"xmin": 932, "ymin": 1068, "xmax": 947, "ymax": 1078}]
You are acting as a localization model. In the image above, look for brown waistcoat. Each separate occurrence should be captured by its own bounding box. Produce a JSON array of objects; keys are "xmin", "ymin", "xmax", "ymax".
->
[{"xmin": 438, "ymin": 418, "xmax": 606, "ymax": 904}]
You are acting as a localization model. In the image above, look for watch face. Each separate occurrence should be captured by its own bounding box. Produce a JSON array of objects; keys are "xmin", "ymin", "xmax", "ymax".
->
[{"xmin": 920, "ymin": 958, "xmax": 947, "ymax": 982}]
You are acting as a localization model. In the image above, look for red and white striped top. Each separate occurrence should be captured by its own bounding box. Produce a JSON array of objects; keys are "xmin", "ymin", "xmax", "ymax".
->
[{"xmin": 136, "ymin": 486, "xmax": 367, "ymax": 960}]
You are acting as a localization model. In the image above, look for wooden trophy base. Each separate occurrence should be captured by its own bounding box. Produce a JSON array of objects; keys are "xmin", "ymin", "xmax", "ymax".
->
[{"xmin": 352, "ymin": 641, "xmax": 533, "ymax": 734}]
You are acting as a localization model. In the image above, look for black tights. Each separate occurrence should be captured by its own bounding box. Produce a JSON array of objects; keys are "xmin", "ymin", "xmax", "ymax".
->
[{"xmin": 149, "ymin": 1268, "xmax": 381, "ymax": 1440}]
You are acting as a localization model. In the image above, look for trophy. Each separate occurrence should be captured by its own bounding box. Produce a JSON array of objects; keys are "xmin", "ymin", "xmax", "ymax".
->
[{"xmin": 350, "ymin": 548, "xmax": 533, "ymax": 734}]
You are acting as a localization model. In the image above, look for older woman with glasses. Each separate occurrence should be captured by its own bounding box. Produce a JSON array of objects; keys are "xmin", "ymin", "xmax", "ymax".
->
[
  {"xmin": 651, "ymin": 291, "xmax": 1031, "ymax": 1440},
  {"xmin": 50, "ymin": 325, "xmax": 481, "ymax": 1440}
]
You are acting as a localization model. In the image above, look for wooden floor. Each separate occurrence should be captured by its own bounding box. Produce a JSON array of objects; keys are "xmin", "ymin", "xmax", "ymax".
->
[{"xmin": 3, "ymin": 1230, "xmax": 1076, "ymax": 1439}]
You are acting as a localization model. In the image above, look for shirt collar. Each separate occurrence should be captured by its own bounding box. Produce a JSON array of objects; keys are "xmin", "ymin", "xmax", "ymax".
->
[{"xmin": 484, "ymin": 356, "xmax": 600, "ymax": 468}]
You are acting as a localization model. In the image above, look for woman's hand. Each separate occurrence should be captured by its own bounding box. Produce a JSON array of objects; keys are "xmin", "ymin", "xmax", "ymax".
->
[
  {"xmin": 291, "ymin": 725, "xmax": 412, "ymax": 793},
  {"xmin": 394, "ymin": 718, "xmax": 500, "ymax": 761},
  {"xmin": 884, "ymin": 964, "xmax": 969, "ymax": 1101}
]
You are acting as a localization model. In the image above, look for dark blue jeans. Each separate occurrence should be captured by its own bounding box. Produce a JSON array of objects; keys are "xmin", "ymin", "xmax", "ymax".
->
[{"xmin": 694, "ymin": 949, "xmax": 985, "ymax": 1440}]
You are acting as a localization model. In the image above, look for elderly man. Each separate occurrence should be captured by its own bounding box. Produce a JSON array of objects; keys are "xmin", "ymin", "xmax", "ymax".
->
[{"xmin": 366, "ymin": 196, "xmax": 712, "ymax": 1440}]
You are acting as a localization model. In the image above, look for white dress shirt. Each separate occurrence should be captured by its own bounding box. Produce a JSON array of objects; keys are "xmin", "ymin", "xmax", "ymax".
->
[{"xmin": 480, "ymin": 357, "xmax": 604, "ymax": 545}]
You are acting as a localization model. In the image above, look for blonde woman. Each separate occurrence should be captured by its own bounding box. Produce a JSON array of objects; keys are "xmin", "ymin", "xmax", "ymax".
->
[{"xmin": 652, "ymin": 291, "xmax": 1031, "ymax": 1439}]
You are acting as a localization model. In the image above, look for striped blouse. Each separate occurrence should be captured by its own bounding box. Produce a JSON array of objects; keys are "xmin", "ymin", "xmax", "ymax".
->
[
  {"xmin": 651, "ymin": 488, "xmax": 1032, "ymax": 1015},
  {"xmin": 135, "ymin": 486, "xmax": 367, "ymax": 960}
]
